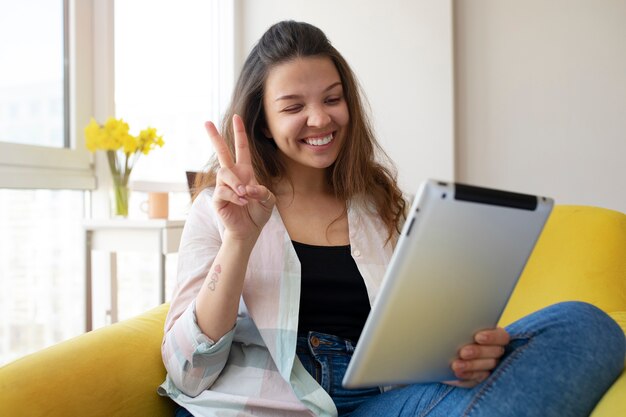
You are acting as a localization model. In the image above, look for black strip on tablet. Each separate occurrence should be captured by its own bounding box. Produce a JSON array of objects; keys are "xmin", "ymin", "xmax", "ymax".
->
[
  {"xmin": 405, "ymin": 217, "xmax": 416, "ymax": 236},
  {"xmin": 454, "ymin": 183, "xmax": 538, "ymax": 211}
]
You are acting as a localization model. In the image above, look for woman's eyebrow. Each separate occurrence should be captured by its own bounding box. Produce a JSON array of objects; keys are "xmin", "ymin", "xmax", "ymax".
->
[
  {"xmin": 274, "ymin": 81, "xmax": 343, "ymax": 102},
  {"xmin": 323, "ymin": 81, "xmax": 343, "ymax": 93}
]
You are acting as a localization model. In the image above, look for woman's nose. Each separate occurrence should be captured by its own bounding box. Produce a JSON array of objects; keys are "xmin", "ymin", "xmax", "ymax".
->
[{"xmin": 307, "ymin": 107, "xmax": 331, "ymax": 128}]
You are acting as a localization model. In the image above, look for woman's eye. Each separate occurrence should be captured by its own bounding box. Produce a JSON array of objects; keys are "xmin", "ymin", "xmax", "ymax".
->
[
  {"xmin": 325, "ymin": 96, "xmax": 342, "ymax": 105},
  {"xmin": 282, "ymin": 105, "xmax": 302, "ymax": 113}
]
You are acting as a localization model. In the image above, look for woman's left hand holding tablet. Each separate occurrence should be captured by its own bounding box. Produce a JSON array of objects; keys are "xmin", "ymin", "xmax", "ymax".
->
[{"xmin": 445, "ymin": 327, "xmax": 510, "ymax": 388}]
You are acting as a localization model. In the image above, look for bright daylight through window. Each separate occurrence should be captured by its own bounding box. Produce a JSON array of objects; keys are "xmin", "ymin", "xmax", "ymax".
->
[
  {"xmin": 0, "ymin": 0, "xmax": 67, "ymax": 147},
  {"xmin": 0, "ymin": 0, "xmax": 83, "ymax": 367},
  {"xmin": 108, "ymin": 0, "xmax": 232, "ymax": 322},
  {"xmin": 0, "ymin": 0, "xmax": 232, "ymax": 367}
]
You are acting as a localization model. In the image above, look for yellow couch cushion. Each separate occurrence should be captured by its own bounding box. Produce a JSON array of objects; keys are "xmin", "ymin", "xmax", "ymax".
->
[
  {"xmin": 500, "ymin": 205, "xmax": 626, "ymax": 326},
  {"xmin": 0, "ymin": 304, "xmax": 175, "ymax": 417}
]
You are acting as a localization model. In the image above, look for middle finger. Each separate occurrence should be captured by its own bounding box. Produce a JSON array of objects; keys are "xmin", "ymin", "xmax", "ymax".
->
[
  {"xmin": 453, "ymin": 357, "xmax": 498, "ymax": 373},
  {"xmin": 459, "ymin": 344, "xmax": 505, "ymax": 360},
  {"xmin": 233, "ymin": 114, "xmax": 252, "ymax": 166}
]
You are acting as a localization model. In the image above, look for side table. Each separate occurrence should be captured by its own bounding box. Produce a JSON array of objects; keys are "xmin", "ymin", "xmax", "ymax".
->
[{"xmin": 83, "ymin": 219, "xmax": 184, "ymax": 331}]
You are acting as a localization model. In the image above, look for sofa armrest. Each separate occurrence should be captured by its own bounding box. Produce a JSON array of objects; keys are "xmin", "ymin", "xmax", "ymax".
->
[
  {"xmin": 500, "ymin": 205, "xmax": 626, "ymax": 325},
  {"xmin": 0, "ymin": 304, "xmax": 175, "ymax": 417}
]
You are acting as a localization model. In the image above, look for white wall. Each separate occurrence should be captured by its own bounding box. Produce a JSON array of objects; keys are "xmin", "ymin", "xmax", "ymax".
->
[
  {"xmin": 236, "ymin": 0, "xmax": 455, "ymax": 193},
  {"xmin": 455, "ymin": 0, "xmax": 626, "ymax": 212}
]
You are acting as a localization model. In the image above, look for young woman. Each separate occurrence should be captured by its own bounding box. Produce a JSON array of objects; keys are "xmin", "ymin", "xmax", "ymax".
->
[{"xmin": 159, "ymin": 21, "xmax": 625, "ymax": 417}]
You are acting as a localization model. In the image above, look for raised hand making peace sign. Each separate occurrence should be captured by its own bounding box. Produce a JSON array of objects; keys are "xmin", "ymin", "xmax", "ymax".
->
[{"xmin": 205, "ymin": 114, "xmax": 276, "ymax": 241}]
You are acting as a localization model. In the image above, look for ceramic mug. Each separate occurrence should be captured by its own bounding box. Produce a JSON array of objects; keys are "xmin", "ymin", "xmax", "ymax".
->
[{"xmin": 141, "ymin": 192, "xmax": 169, "ymax": 219}]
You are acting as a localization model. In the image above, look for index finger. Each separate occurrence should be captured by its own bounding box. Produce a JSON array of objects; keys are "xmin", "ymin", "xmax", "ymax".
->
[
  {"xmin": 205, "ymin": 121, "xmax": 234, "ymax": 168},
  {"xmin": 475, "ymin": 327, "xmax": 510, "ymax": 346},
  {"xmin": 233, "ymin": 114, "xmax": 252, "ymax": 165}
]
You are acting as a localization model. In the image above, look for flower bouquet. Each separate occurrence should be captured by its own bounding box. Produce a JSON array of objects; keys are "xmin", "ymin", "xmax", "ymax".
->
[{"xmin": 85, "ymin": 117, "xmax": 164, "ymax": 217}]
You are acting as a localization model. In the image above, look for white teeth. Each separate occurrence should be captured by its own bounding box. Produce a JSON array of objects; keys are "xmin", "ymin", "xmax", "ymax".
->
[{"xmin": 304, "ymin": 134, "xmax": 333, "ymax": 146}]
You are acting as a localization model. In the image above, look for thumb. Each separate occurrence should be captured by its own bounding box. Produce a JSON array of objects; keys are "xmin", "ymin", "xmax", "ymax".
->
[{"xmin": 246, "ymin": 185, "xmax": 275, "ymax": 207}]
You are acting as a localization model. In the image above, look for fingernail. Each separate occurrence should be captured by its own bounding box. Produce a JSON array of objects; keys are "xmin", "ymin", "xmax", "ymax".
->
[
  {"xmin": 461, "ymin": 347, "xmax": 474, "ymax": 358},
  {"xmin": 237, "ymin": 185, "xmax": 245, "ymax": 195},
  {"xmin": 238, "ymin": 197, "xmax": 248, "ymax": 205},
  {"xmin": 454, "ymin": 361, "xmax": 466, "ymax": 371},
  {"xmin": 476, "ymin": 333, "xmax": 489, "ymax": 343}
]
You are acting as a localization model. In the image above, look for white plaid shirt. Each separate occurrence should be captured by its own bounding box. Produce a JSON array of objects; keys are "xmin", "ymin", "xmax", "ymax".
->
[{"xmin": 159, "ymin": 189, "xmax": 396, "ymax": 416}]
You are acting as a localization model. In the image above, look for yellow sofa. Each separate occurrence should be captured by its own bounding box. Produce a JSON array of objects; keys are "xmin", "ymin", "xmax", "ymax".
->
[{"xmin": 1, "ymin": 205, "xmax": 625, "ymax": 417}]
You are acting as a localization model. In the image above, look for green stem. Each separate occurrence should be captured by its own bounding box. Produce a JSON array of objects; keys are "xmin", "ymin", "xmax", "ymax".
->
[
  {"xmin": 107, "ymin": 150, "xmax": 131, "ymax": 217},
  {"xmin": 112, "ymin": 182, "xmax": 130, "ymax": 217},
  {"xmin": 106, "ymin": 151, "xmax": 119, "ymax": 184}
]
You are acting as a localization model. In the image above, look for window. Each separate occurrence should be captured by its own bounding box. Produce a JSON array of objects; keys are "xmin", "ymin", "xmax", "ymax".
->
[
  {"xmin": 107, "ymin": 0, "xmax": 234, "ymax": 318},
  {"xmin": 0, "ymin": 0, "xmax": 67, "ymax": 148},
  {"xmin": 0, "ymin": 0, "xmax": 234, "ymax": 367},
  {"xmin": 0, "ymin": 0, "xmax": 95, "ymax": 190},
  {"xmin": 114, "ymin": 0, "xmax": 234, "ymax": 185},
  {"xmin": 0, "ymin": 0, "xmax": 102, "ymax": 366},
  {"xmin": 0, "ymin": 189, "xmax": 85, "ymax": 366}
]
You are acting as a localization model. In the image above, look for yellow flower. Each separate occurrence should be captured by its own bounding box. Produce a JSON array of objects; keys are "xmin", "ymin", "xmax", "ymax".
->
[
  {"xmin": 84, "ymin": 116, "xmax": 165, "ymax": 184},
  {"xmin": 122, "ymin": 136, "xmax": 136, "ymax": 154},
  {"xmin": 85, "ymin": 117, "xmax": 164, "ymax": 155},
  {"xmin": 84, "ymin": 118, "xmax": 101, "ymax": 152},
  {"xmin": 137, "ymin": 127, "xmax": 165, "ymax": 155},
  {"xmin": 102, "ymin": 117, "xmax": 131, "ymax": 151}
]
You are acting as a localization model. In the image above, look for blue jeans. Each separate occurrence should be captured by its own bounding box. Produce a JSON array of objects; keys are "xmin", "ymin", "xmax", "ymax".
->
[{"xmin": 297, "ymin": 302, "xmax": 625, "ymax": 417}]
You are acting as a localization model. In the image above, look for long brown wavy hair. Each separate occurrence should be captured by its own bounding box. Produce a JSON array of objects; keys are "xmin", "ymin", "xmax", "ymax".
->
[{"xmin": 195, "ymin": 20, "xmax": 406, "ymax": 242}]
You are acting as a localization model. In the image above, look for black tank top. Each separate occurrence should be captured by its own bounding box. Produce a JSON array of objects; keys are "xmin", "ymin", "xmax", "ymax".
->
[{"xmin": 292, "ymin": 240, "xmax": 371, "ymax": 343}]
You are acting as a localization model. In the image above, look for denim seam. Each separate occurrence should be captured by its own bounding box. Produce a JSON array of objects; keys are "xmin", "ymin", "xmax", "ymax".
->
[
  {"xmin": 307, "ymin": 344, "xmax": 323, "ymax": 385},
  {"xmin": 320, "ymin": 361, "xmax": 328, "ymax": 391},
  {"xmin": 314, "ymin": 358, "xmax": 321, "ymax": 383},
  {"xmin": 461, "ymin": 333, "xmax": 535, "ymax": 417},
  {"xmin": 327, "ymin": 354, "xmax": 334, "ymax": 394},
  {"xmin": 418, "ymin": 385, "xmax": 455, "ymax": 417}
]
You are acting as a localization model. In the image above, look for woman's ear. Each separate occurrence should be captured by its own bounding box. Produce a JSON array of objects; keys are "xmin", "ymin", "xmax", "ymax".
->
[{"xmin": 262, "ymin": 126, "xmax": 272, "ymax": 139}]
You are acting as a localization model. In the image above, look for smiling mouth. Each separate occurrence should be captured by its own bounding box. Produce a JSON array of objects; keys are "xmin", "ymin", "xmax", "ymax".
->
[{"xmin": 301, "ymin": 132, "xmax": 335, "ymax": 146}]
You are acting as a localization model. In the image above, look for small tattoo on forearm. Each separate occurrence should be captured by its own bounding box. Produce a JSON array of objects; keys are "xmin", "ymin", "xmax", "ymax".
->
[{"xmin": 207, "ymin": 264, "xmax": 221, "ymax": 291}]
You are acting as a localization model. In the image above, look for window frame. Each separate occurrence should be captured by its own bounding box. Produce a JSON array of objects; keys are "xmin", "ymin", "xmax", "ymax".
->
[{"xmin": 0, "ymin": 0, "xmax": 106, "ymax": 190}]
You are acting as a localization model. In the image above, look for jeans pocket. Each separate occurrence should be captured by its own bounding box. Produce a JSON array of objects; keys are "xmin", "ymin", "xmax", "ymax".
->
[{"xmin": 327, "ymin": 352, "xmax": 380, "ymax": 399}]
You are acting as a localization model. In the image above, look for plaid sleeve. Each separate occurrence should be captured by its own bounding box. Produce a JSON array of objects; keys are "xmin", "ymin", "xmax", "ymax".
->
[{"xmin": 162, "ymin": 299, "xmax": 235, "ymax": 397}]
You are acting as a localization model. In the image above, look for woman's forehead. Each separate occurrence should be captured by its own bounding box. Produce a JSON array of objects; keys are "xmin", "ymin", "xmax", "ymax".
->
[{"xmin": 264, "ymin": 56, "xmax": 342, "ymax": 99}]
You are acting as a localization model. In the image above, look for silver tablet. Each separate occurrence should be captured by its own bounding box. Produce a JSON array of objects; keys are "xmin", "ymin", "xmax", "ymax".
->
[{"xmin": 342, "ymin": 180, "xmax": 554, "ymax": 388}]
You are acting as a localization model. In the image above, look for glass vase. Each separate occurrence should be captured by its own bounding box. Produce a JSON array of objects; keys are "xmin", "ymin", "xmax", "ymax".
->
[{"xmin": 112, "ymin": 182, "xmax": 130, "ymax": 217}]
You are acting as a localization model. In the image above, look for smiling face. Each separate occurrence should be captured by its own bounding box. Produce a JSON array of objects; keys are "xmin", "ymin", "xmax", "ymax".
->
[{"xmin": 262, "ymin": 56, "xmax": 350, "ymax": 177}]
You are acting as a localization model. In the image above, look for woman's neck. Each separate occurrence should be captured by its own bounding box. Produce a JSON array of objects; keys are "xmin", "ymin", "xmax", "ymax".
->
[{"xmin": 274, "ymin": 165, "xmax": 332, "ymax": 197}]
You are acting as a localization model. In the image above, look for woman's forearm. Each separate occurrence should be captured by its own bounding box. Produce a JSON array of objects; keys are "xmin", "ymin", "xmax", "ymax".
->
[{"xmin": 195, "ymin": 232, "xmax": 258, "ymax": 341}]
